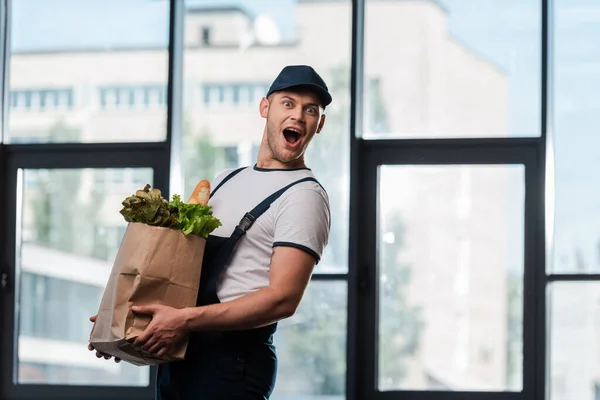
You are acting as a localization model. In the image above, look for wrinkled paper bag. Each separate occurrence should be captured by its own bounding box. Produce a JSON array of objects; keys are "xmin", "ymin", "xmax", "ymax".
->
[{"xmin": 89, "ymin": 222, "xmax": 205, "ymax": 366}]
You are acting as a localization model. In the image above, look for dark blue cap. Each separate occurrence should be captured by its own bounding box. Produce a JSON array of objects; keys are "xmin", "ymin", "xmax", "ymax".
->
[{"xmin": 266, "ymin": 65, "xmax": 332, "ymax": 107}]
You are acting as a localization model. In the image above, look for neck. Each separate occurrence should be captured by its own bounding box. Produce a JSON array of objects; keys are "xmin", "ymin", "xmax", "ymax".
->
[{"xmin": 256, "ymin": 153, "xmax": 306, "ymax": 170}]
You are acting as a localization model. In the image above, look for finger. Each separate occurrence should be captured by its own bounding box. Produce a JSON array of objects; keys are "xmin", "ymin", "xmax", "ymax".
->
[
  {"xmin": 141, "ymin": 333, "xmax": 159, "ymax": 351},
  {"xmin": 115, "ymin": 358, "xmax": 121, "ymax": 363},
  {"xmin": 156, "ymin": 347, "xmax": 168, "ymax": 357},
  {"xmin": 134, "ymin": 325, "xmax": 155, "ymax": 346},
  {"xmin": 88, "ymin": 344, "xmax": 94, "ymax": 351},
  {"xmin": 131, "ymin": 305, "xmax": 157, "ymax": 315},
  {"xmin": 95, "ymin": 350, "xmax": 112, "ymax": 360},
  {"xmin": 147, "ymin": 341, "xmax": 163, "ymax": 355},
  {"xmin": 89, "ymin": 315, "xmax": 97, "ymax": 323}
]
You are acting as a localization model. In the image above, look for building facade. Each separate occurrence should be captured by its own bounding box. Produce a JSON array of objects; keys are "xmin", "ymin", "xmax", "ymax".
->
[{"xmin": 8, "ymin": 0, "xmax": 533, "ymax": 397}]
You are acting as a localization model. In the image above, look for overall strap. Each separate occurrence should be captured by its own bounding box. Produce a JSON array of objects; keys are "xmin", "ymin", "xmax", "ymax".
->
[
  {"xmin": 209, "ymin": 166, "xmax": 247, "ymax": 199},
  {"xmin": 231, "ymin": 177, "xmax": 319, "ymax": 240}
]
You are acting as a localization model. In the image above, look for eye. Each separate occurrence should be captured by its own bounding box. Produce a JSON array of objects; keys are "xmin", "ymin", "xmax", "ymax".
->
[
  {"xmin": 306, "ymin": 107, "xmax": 316, "ymax": 114},
  {"xmin": 283, "ymin": 101, "xmax": 292, "ymax": 107}
]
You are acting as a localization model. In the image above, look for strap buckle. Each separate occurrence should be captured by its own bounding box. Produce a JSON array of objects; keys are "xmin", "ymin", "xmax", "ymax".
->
[{"xmin": 237, "ymin": 212, "xmax": 256, "ymax": 232}]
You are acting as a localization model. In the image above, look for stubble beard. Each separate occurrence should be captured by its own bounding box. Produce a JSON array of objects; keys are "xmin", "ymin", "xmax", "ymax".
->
[
  {"xmin": 265, "ymin": 119, "xmax": 308, "ymax": 166},
  {"xmin": 266, "ymin": 121, "xmax": 296, "ymax": 164},
  {"xmin": 265, "ymin": 122, "xmax": 282, "ymax": 162}
]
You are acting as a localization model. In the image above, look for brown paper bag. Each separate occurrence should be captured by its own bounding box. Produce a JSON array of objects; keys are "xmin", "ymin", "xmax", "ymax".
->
[{"xmin": 89, "ymin": 222, "xmax": 206, "ymax": 366}]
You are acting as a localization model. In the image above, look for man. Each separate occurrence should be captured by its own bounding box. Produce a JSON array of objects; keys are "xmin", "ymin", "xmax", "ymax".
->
[{"xmin": 89, "ymin": 65, "xmax": 332, "ymax": 399}]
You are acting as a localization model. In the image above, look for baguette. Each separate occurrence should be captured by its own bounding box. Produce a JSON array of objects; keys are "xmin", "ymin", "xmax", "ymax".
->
[{"xmin": 187, "ymin": 180, "xmax": 211, "ymax": 206}]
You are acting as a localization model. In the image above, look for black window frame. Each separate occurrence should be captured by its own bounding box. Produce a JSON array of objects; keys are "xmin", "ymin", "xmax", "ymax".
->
[
  {"xmin": 346, "ymin": 0, "xmax": 551, "ymax": 399},
  {"xmin": 1, "ymin": 144, "xmax": 171, "ymax": 400},
  {"xmin": 0, "ymin": 0, "xmax": 590, "ymax": 399},
  {"xmin": 0, "ymin": 0, "xmax": 182, "ymax": 398},
  {"xmin": 352, "ymin": 140, "xmax": 542, "ymax": 400}
]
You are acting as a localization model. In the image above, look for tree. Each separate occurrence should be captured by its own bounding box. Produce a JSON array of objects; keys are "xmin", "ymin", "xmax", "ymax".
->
[
  {"xmin": 305, "ymin": 63, "xmax": 351, "ymax": 270},
  {"xmin": 181, "ymin": 112, "xmax": 228, "ymax": 199},
  {"xmin": 597, "ymin": 239, "xmax": 600, "ymax": 269},
  {"xmin": 275, "ymin": 65, "xmax": 422, "ymax": 395},
  {"xmin": 506, "ymin": 272, "xmax": 523, "ymax": 390},
  {"xmin": 275, "ymin": 283, "xmax": 348, "ymax": 394},
  {"xmin": 378, "ymin": 212, "xmax": 423, "ymax": 388},
  {"xmin": 173, "ymin": 78, "xmax": 353, "ymax": 394},
  {"xmin": 27, "ymin": 70, "xmax": 421, "ymax": 394},
  {"xmin": 365, "ymin": 77, "xmax": 391, "ymax": 134},
  {"xmin": 30, "ymin": 120, "xmax": 104, "ymax": 259},
  {"xmin": 272, "ymin": 64, "xmax": 351, "ymax": 395}
]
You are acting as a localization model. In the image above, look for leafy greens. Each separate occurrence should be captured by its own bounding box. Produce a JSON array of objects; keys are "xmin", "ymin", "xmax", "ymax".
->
[{"xmin": 120, "ymin": 184, "xmax": 221, "ymax": 238}]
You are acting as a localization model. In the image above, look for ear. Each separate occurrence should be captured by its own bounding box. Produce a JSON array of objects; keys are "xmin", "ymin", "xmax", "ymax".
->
[
  {"xmin": 259, "ymin": 97, "xmax": 269, "ymax": 118},
  {"xmin": 316, "ymin": 114, "xmax": 326, "ymax": 134}
]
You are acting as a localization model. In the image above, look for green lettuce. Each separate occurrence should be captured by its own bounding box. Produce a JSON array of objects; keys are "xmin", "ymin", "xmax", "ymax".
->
[
  {"xmin": 168, "ymin": 194, "xmax": 222, "ymax": 238},
  {"xmin": 120, "ymin": 184, "xmax": 221, "ymax": 238}
]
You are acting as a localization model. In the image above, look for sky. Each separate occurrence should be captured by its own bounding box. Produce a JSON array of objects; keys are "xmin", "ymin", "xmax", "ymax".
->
[{"xmin": 9, "ymin": 0, "xmax": 600, "ymax": 272}]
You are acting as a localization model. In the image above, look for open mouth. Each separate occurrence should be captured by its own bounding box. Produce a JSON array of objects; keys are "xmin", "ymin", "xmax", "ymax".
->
[{"xmin": 283, "ymin": 128, "xmax": 302, "ymax": 146}]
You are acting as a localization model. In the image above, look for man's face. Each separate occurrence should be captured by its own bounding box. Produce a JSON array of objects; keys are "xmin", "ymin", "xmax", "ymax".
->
[{"xmin": 259, "ymin": 88, "xmax": 326, "ymax": 165}]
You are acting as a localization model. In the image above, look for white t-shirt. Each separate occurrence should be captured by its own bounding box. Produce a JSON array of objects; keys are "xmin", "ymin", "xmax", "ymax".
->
[{"xmin": 207, "ymin": 164, "xmax": 331, "ymax": 303}]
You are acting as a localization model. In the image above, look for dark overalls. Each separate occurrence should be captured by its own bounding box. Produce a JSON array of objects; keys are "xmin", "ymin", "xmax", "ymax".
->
[{"xmin": 156, "ymin": 167, "xmax": 318, "ymax": 400}]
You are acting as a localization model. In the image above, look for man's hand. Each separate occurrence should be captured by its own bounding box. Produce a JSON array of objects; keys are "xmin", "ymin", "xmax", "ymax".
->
[
  {"xmin": 88, "ymin": 315, "xmax": 121, "ymax": 363},
  {"xmin": 131, "ymin": 304, "xmax": 189, "ymax": 357}
]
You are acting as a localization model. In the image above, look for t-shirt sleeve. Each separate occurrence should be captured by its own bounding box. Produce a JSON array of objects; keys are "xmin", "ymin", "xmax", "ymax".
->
[{"xmin": 273, "ymin": 188, "xmax": 331, "ymax": 263}]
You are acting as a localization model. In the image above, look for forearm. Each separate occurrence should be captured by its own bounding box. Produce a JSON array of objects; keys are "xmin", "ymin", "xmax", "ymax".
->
[{"xmin": 182, "ymin": 287, "xmax": 296, "ymax": 332}]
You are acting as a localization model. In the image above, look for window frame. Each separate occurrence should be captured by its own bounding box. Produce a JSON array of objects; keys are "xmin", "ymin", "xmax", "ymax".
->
[
  {"xmin": 0, "ymin": 0, "xmax": 182, "ymax": 398},
  {"xmin": 0, "ymin": 0, "xmax": 586, "ymax": 398},
  {"xmin": 346, "ymin": 0, "xmax": 550, "ymax": 398},
  {"xmin": 1, "ymin": 146, "xmax": 170, "ymax": 400},
  {"xmin": 353, "ymin": 140, "xmax": 542, "ymax": 400}
]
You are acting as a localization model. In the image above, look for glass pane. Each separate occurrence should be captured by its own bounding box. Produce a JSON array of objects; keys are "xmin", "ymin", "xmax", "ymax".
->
[
  {"xmin": 549, "ymin": 282, "xmax": 600, "ymax": 400},
  {"xmin": 377, "ymin": 165, "xmax": 525, "ymax": 391},
  {"xmin": 7, "ymin": 0, "xmax": 170, "ymax": 144},
  {"xmin": 364, "ymin": 0, "xmax": 540, "ymax": 139},
  {"xmin": 272, "ymin": 281, "xmax": 347, "ymax": 399},
  {"xmin": 181, "ymin": 0, "xmax": 351, "ymax": 273},
  {"xmin": 16, "ymin": 168, "xmax": 153, "ymax": 386},
  {"xmin": 552, "ymin": 0, "xmax": 600, "ymax": 273}
]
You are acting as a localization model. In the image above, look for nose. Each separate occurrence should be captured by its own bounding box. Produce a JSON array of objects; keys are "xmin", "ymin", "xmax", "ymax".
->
[{"xmin": 290, "ymin": 106, "xmax": 305, "ymax": 123}]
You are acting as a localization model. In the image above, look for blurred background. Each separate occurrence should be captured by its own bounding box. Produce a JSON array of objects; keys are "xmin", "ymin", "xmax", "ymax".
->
[{"xmin": 1, "ymin": 0, "xmax": 599, "ymax": 399}]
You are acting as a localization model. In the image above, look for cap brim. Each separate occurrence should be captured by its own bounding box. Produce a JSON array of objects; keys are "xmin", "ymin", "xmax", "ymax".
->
[{"xmin": 269, "ymin": 83, "xmax": 332, "ymax": 107}]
